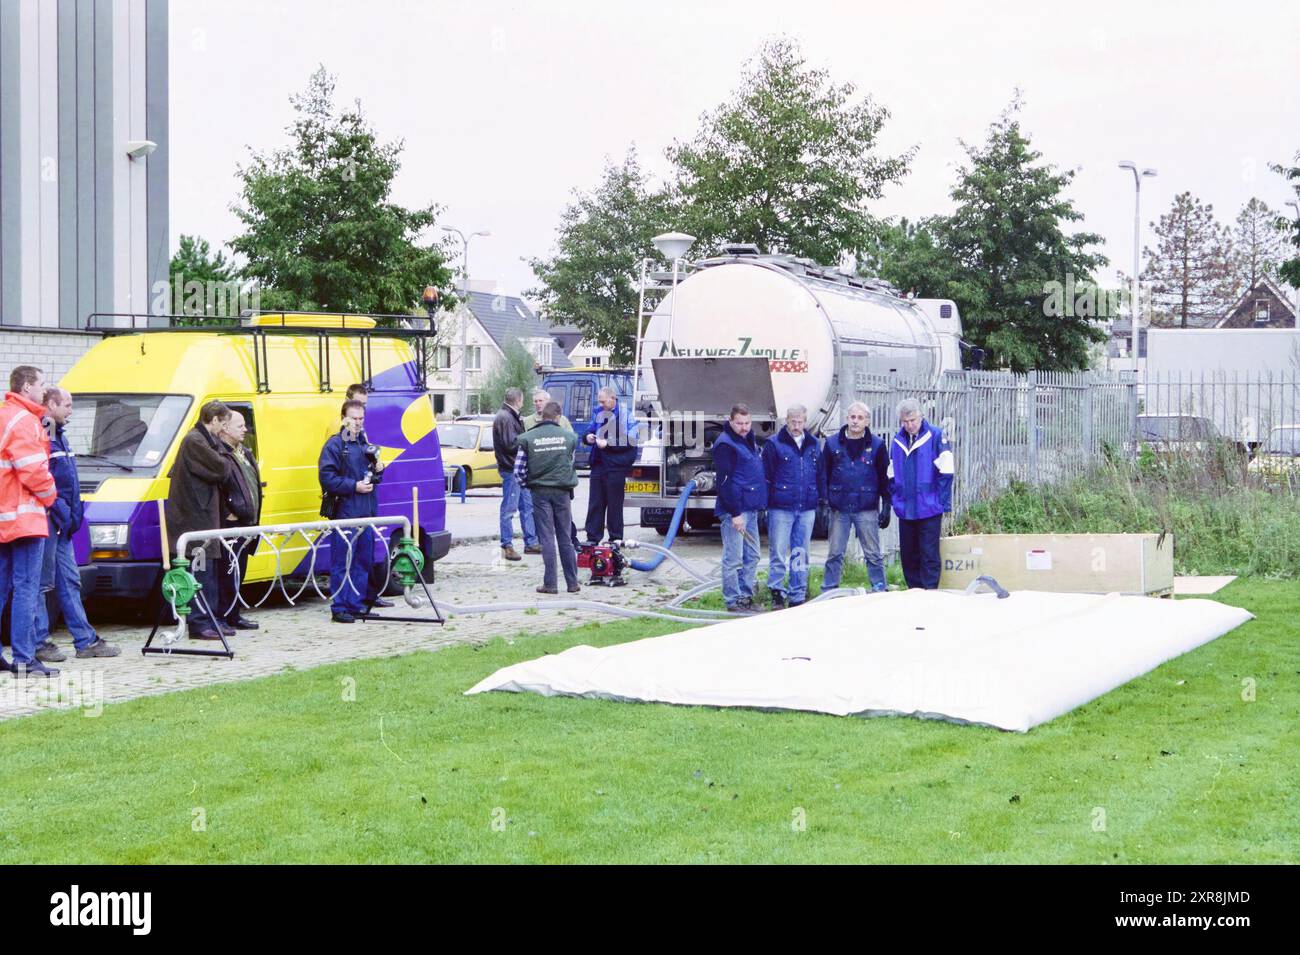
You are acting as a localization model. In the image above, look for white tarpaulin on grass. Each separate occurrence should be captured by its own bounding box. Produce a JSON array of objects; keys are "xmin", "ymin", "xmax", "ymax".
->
[{"xmin": 466, "ymin": 589, "xmax": 1253, "ymax": 732}]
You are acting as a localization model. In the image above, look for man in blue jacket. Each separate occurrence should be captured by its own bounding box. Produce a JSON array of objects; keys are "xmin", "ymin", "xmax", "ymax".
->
[
  {"xmin": 31, "ymin": 388, "xmax": 120, "ymax": 660},
  {"xmin": 319, "ymin": 399, "xmax": 385, "ymax": 623},
  {"xmin": 761, "ymin": 404, "xmax": 823, "ymax": 608},
  {"xmin": 713, "ymin": 403, "xmax": 767, "ymax": 612},
  {"xmin": 822, "ymin": 401, "xmax": 891, "ymax": 592},
  {"xmin": 583, "ymin": 387, "xmax": 638, "ymax": 544},
  {"xmin": 888, "ymin": 398, "xmax": 953, "ymax": 590}
]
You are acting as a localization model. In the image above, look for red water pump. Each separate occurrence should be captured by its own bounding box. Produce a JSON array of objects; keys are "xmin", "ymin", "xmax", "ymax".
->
[{"xmin": 577, "ymin": 542, "xmax": 628, "ymax": 587}]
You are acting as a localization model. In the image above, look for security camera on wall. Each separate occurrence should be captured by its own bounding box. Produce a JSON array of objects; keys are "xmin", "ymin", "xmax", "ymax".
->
[{"xmin": 125, "ymin": 140, "xmax": 157, "ymax": 160}]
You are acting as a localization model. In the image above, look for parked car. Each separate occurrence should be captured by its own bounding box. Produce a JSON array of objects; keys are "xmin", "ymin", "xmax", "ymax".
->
[
  {"xmin": 1248, "ymin": 425, "xmax": 1300, "ymax": 481},
  {"xmin": 438, "ymin": 419, "xmax": 501, "ymax": 490},
  {"xmin": 1133, "ymin": 413, "xmax": 1221, "ymax": 454}
]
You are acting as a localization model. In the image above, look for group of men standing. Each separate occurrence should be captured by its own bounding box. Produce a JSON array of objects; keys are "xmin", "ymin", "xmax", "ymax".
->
[
  {"xmin": 0, "ymin": 366, "xmax": 120, "ymax": 676},
  {"xmin": 494, "ymin": 385, "xmax": 637, "ymax": 593},
  {"xmin": 163, "ymin": 398, "xmax": 263, "ymax": 638},
  {"xmin": 715, "ymin": 397, "xmax": 952, "ymax": 612}
]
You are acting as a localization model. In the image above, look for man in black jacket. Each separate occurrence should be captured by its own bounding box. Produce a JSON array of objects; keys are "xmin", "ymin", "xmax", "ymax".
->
[
  {"xmin": 492, "ymin": 388, "xmax": 539, "ymax": 562},
  {"xmin": 216, "ymin": 410, "xmax": 261, "ymax": 631},
  {"xmin": 164, "ymin": 401, "xmax": 233, "ymax": 640}
]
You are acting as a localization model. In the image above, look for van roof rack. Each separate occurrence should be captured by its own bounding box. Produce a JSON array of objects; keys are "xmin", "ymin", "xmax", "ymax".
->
[{"xmin": 84, "ymin": 312, "xmax": 438, "ymax": 395}]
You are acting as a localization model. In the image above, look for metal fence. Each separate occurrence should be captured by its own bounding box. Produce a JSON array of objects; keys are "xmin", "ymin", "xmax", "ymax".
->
[
  {"xmin": 854, "ymin": 368, "xmax": 1300, "ymax": 520},
  {"xmin": 855, "ymin": 369, "xmax": 1135, "ymax": 517}
]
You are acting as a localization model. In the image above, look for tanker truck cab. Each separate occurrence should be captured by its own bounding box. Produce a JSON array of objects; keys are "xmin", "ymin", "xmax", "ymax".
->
[
  {"xmin": 63, "ymin": 313, "xmax": 452, "ymax": 604},
  {"xmin": 626, "ymin": 250, "xmax": 965, "ymax": 535}
]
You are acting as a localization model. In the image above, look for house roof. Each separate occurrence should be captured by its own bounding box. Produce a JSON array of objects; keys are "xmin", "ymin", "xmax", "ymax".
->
[
  {"xmin": 546, "ymin": 324, "xmax": 585, "ymax": 357},
  {"xmin": 1215, "ymin": 275, "xmax": 1298, "ymax": 327},
  {"xmin": 463, "ymin": 291, "xmax": 573, "ymax": 367}
]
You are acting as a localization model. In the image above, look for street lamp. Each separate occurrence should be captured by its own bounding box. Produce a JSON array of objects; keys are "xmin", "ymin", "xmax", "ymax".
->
[
  {"xmin": 1118, "ymin": 161, "xmax": 1157, "ymax": 374},
  {"xmin": 442, "ymin": 225, "xmax": 491, "ymax": 414}
]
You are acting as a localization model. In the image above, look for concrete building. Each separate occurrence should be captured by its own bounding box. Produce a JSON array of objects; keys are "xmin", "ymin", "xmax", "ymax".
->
[{"xmin": 0, "ymin": 0, "xmax": 168, "ymax": 382}]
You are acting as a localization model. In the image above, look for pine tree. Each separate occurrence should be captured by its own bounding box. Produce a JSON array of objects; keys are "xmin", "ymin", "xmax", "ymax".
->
[
  {"xmin": 1142, "ymin": 192, "xmax": 1235, "ymax": 328},
  {"xmin": 1230, "ymin": 197, "xmax": 1284, "ymax": 296}
]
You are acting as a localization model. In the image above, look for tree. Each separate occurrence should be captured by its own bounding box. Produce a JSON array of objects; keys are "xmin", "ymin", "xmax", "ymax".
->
[
  {"xmin": 925, "ymin": 100, "xmax": 1107, "ymax": 371},
  {"xmin": 1230, "ymin": 197, "xmax": 1284, "ymax": 295},
  {"xmin": 668, "ymin": 38, "xmax": 912, "ymax": 264},
  {"xmin": 229, "ymin": 68, "xmax": 453, "ymax": 320},
  {"xmin": 161, "ymin": 235, "xmax": 245, "ymax": 323},
  {"xmin": 860, "ymin": 218, "xmax": 955, "ymax": 299},
  {"xmin": 528, "ymin": 149, "xmax": 671, "ymax": 364},
  {"xmin": 478, "ymin": 341, "xmax": 539, "ymax": 414},
  {"xmin": 1272, "ymin": 152, "xmax": 1300, "ymax": 288},
  {"xmin": 1142, "ymin": 192, "xmax": 1235, "ymax": 328}
]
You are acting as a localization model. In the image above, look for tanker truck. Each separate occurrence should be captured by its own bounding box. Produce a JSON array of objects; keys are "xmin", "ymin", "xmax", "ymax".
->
[{"xmin": 624, "ymin": 245, "xmax": 966, "ymax": 535}]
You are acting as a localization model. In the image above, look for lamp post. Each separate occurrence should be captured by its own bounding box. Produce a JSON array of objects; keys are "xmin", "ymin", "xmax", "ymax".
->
[
  {"xmin": 651, "ymin": 231, "xmax": 695, "ymax": 353},
  {"xmin": 1118, "ymin": 162, "xmax": 1157, "ymax": 374},
  {"xmin": 441, "ymin": 225, "xmax": 490, "ymax": 414}
]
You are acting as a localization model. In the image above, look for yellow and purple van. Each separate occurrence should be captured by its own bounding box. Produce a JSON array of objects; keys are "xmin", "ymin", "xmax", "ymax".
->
[{"xmin": 62, "ymin": 313, "xmax": 451, "ymax": 603}]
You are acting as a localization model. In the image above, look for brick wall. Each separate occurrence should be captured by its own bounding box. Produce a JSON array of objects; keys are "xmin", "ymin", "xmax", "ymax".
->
[{"xmin": 0, "ymin": 329, "xmax": 102, "ymax": 388}]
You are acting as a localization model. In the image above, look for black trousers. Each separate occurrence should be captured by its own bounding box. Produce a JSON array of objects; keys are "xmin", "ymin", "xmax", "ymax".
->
[
  {"xmin": 898, "ymin": 515, "xmax": 943, "ymax": 590},
  {"xmin": 584, "ymin": 466, "xmax": 628, "ymax": 543}
]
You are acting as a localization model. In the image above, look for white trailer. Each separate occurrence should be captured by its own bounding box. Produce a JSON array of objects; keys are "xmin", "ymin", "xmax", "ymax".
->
[
  {"xmin": 1144, "ymin": 328, "xmax": 1300, "ymax": 446},
  {"xmin": 625, "ymin": 248, "xmax": 966, "ymax": 532}
]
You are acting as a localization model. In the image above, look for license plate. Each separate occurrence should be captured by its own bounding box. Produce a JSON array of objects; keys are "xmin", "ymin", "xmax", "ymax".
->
[{"xmin": 625, "ymin": 480, "xmax": 661, "ymax": 494}]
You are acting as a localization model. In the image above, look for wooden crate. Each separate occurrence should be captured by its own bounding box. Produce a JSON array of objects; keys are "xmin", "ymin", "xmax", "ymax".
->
[{"xmin": 938, "ymin": 533, "xmax": 1174, "ymax": 596}]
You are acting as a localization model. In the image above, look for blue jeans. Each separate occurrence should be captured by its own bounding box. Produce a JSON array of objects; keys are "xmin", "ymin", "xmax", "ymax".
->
[
  {"xmin": 0, "ymin": 536, "xmax": 48, "ymax": 665},
  {"xmin": 499, "ymin": 469, "xmax": 539, "ymax": 548},
  {"xmin": 330, "ymin": 526, "xmax": 375, "ymax": 615},
  {"xmin": 719, "ymin": 511, "xmax": 759, "ymax": 607},
  {"xmin": 824, "ymin": 509, "xmax": 886, "ymax": 591},
  {"xmin": 33, "ymin": 519, "xmax": 98, "ymax": 651},
  {"xmin": 767, "ymin": 508, "xmax": 815, "ymax": 603}
]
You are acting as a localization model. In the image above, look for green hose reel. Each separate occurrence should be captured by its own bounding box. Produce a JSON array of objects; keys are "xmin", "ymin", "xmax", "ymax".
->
[
  {"xmin": 390, "ymin": 535, "xmax": 425, "ymax": 589},
  {"xmin": 161, "ymin": 556, "xmax": 201, "ymax": 616}
]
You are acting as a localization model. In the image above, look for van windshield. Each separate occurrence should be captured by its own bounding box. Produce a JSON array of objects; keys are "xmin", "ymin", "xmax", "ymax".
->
[{"xmin": 66, "ymin": 394, "xmax": 193, "ymax": 469}]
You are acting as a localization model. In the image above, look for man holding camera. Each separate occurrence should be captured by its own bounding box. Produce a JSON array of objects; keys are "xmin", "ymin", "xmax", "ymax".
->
[{"xmin": 319, "ymin": 399, "xmax": 385, "ymax": 624}]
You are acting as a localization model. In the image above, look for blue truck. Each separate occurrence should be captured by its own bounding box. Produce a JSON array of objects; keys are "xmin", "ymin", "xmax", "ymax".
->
[{"xmin": 539, "ymin": 367, "xmax": 632, "ymax": 468}]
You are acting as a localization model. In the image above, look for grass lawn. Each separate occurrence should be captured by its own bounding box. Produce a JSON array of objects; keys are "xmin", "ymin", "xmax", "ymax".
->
[{"xmin": 0, "ymin": 578, "xmax": 1294, "ymax": 863}]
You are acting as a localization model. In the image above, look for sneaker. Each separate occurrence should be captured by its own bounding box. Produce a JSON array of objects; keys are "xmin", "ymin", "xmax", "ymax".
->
[
  {"xmin": 769, "ymin": 592, "xmax": 786, "ymax": 610},
  {"xmin": 788, "ymin": 598, "xmax": 805, "ymax": 608},
  {"xmin": 13, "ymin": 659, "xmax": 59, "ymax": 678},
  {"xmin": 524, "ymin": 544, "xmax": 543, "ymax": 555},
  {"xmin": 501, "ymin": 546, "xmax": 522, "ymax": 562},
  {"xmin": 36, "ymin": 641, "xmax": 67, "ymax": 663},
  {"xmin": 76, "ymin": 638, "xmax": 121, "ymax": 659},
  {"xmin": 536, "ymin": 585, "xmax": 558, "ymax": 595},
  {"xmin": 0, "ymin": 656, "xmax": 14, "ymax": 674},
  {"xmin": 332, "ymin": 612, "xmax": 356, "ymax": 624},
  {"xmin": 737, "ymin": 596, "xmax": 753, "ymax": 609}
]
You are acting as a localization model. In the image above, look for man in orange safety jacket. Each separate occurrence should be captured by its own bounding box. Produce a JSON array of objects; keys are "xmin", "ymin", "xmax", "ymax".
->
[{"xmin": 0, "ymin": 365, "xmax": 59, "ymax": 677}]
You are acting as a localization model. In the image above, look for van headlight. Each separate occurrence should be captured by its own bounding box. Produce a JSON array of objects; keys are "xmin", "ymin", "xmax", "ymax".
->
[{"xmin": 88, "ymin": 523, "xmax": 130, "ymax": 547}]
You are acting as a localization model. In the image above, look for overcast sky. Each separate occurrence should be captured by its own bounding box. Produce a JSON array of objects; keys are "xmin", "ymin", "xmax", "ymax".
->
[{"xmin": 170, "ymin": 0, "xmax": 1300, "ymax": 300}]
